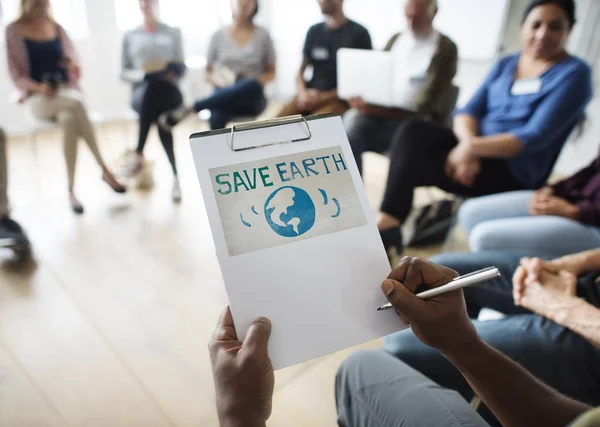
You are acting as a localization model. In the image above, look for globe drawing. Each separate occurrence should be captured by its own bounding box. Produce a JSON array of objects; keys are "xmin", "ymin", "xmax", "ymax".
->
[{"xmin": 264, "ymin": 186, "xmax": 316, "ymax": 238}]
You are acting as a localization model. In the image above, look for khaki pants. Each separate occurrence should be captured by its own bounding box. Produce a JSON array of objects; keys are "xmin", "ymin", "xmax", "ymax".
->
[
  {"xmin": 0, "ymin": 128, "xmax": 8, "ymax": 217},
  {"xmin": 28, "ymin": 88, "xmax": 106, "ymax": 190},
  {"xmin": 277, "ymin": 96, "xmax": 350, "ymax": 118}
]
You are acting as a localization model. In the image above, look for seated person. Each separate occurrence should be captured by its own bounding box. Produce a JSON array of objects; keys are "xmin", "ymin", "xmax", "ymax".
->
[
  {"xmin": 276, "ymin": 0, "xmax": 372, "ymax": 118},
  {"xmin": 209, "ymin": 257, "xmax": 600, "ymax": 427},
  {"xmin": 0, "ymin": 127, "xmax": 29, "ymax": 248},
  {"xmin": 6, "ymin": 0, "xmax": 125, "ymax": 214},
  {"xmin": 376, "ymin": 0, "xmax": 593, "ymax": 256},
  {"xmin": 384, "ymin": 249, "xmax": 600, "ymax": 426},
  {"xmin": 159, "ymin": 0, "xmax": 276, "ymax": 131},
  {"xmin": 346, "ymin": 0, "xmax": 458, "ymax": 175},
  {"xmin": 457, "ymin": 147, "xmax": 600, "ymax": 257},
  {"xmin": 120, "ymin": 0, "xmax": 186, "ymax": 202}
]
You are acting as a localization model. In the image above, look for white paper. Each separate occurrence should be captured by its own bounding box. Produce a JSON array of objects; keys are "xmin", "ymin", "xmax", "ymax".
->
[{"xmin": 189, "ymin": 116, "xmax": 405, "ymax": 369}]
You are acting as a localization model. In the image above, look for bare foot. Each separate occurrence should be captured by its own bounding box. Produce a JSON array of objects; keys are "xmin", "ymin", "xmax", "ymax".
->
[{"xmin": 377, "ymin": 212, "xmax": 401, "ymax": 232}]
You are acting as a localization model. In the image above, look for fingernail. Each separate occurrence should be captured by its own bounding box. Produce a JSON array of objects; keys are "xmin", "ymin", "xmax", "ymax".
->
[{"xmin": 382, "ymin": 280, "xmax": 396, "ymax": 297}]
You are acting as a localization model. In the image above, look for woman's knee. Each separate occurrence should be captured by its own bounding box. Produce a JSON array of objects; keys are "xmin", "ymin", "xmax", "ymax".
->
[
  {"xmin": 458, "ymin": 198, "xmax": 487, "ymax": 235},
  {"xmin": 56, "ymin": 109, "xmax": 78, "ymax": 126},
  {"xmin": 468, "ymin": 222, "xmax": 503, "ymax": 251}
]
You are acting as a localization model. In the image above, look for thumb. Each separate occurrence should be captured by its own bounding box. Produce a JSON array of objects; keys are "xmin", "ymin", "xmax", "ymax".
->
[
  {"xmin": 382, "ymin": 279, "xmax": 425, "ymax": 320},
  {"xmin": 241, "ymin": 317, "xmax": 272, "ymax": 357}
]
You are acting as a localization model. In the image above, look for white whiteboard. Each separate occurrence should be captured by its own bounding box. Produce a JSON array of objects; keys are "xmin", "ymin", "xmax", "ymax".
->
[{"xmin": 344, "ymin": 0, "xmax": 510, "ymax": 60}]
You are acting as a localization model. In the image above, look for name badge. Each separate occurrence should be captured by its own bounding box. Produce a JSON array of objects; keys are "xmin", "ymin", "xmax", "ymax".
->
[
  {"xmin": 409, "ymin": 75, "xmax": 427, "ymax": 83},
  {"xmin": 312, "ymin": 47, "xmax": 330, "ymax": 61},
  {"xmin": 511, "ymin": 78, "xmax": 542, "ymax": 96}
]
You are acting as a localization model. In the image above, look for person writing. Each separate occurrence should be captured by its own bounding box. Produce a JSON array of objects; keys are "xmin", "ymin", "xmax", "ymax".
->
[
  {"xmin": 385, "ymin": 249, "xmax": 600, "ymax": 425},
  {"xmin": 209, "ymin": 257, "xmax": 600, "ymax": 426},
  {"xmin": 159, "ymin": 0, "xmax": 276, "ymax": 131},
  {"xmin": 375, "ymin": 0, "xmax": 593, "ymax": 256},
  {"xmin": 276, "ymin": 0, "xmax": 372, "ymax": 118},
  {"xmin": 456, "ymin": 146, "xmax": 600, "ymax": 257},
  {"xmin": 120, "ymin": 0, "xmax": 186, "ymax": 202},
  {"xmin": 346, "ymin": 0, "xmax": 458, "ymax": 175}
]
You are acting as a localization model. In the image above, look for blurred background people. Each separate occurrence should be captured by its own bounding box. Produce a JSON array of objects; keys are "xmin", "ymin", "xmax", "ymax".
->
[
  {"xmin": 5, "ymin": 0, "xmax": 126, "ymax": 214},
  {"xmin": 120, "ymin": 0, "xmax": 186, "ymax": 202},
  {"xmin": 159, "ymin": 0, "xmax": 276, "ymax": 131},
  {"xmin": 376, "ymin": 0, "xmax": 592, "ymax": 256},
  {"xmin": 276, "ymin": 0, "xmax": 372, "ymax": 118},
  {"xmin": 346, "ymin": 0, "xmax": 458, "ymax": 175},
  {"xmin": 458, "ymin": 146, "xmax": 600, "ymax": 257}
]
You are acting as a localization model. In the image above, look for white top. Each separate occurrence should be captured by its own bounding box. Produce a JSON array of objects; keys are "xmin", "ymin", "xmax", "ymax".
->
[{"xmin": 392, "ymin": 30, "xmax": 440, "ymax": 111}]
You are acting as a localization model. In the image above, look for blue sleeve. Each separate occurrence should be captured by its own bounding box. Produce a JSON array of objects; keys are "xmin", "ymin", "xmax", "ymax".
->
[
  {"xmin": 456, "ymin": 58, "xmax": 506, "ymax": 119},
  {"xmin": 511, "ymin": 63, "xmax": 593, "ymax": 153}
]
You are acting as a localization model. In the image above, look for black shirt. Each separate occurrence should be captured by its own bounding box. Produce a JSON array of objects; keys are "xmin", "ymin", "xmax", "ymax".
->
[{"xmin": 302, "ymin": 20, "xmax": 372, "ymax": 91}]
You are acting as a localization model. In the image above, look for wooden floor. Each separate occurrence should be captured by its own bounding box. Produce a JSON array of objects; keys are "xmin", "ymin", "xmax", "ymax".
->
[{"xmin": 0, "ymin": 118, "xmax": 445, "ymax": 427}]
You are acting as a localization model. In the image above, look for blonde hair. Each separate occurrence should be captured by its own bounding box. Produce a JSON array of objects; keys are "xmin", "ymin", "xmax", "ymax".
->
[{"xmin": 19, "ymin": 0, "xmax": 51, "ymax": 21}]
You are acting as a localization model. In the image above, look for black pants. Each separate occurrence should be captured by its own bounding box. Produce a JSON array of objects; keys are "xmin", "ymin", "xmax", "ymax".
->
[
  {"xmin": 381, "ymin": 120, "xmax": 524, "ymax": 222},
  {"xmin": 132, "ymin": 78, "xmax": 183, "ymax": 175}
]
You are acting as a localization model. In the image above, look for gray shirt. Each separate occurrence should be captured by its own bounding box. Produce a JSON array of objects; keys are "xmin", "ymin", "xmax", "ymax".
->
[
  {"xmin": 207, "ymin": 26, "xmax": 275, "ymax": 80},
  {"xmin": 121, "ymin": 23, "xmax": 184, "ymax": 84}
]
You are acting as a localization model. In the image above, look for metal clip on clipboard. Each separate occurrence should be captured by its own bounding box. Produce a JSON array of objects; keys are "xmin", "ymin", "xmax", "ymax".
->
[{"xmin": 229, "ymin": 114, "xmax": 313, "ymax": 152}]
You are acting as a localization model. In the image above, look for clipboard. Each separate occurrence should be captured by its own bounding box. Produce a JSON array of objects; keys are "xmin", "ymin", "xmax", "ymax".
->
[{"xmin": 189, "ymin": 114, "xmax": 405, "ymax": 370}]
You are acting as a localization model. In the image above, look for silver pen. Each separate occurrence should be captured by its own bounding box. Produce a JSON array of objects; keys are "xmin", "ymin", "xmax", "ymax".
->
[{"xmin": 377, "ymin": 266, "xmax": 501, "ymax": 311}]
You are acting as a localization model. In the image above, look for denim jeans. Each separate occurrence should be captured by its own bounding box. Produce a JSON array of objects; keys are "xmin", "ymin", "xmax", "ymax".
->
[
  {"xmin": 383, "ymin": 251, "xmax": 600, "ymax": 426},
  {"xmin": 193, "ymin": 78, "xmax": 266, "ymax": 130},
  {"xmin": 458, "ymin": 191, "xmax": 600, "ymax": 258}
]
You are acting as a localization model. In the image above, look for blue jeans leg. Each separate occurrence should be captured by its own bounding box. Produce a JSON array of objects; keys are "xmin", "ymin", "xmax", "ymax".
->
[
  {"xmin": 193, "ymin": 79, "xmax": 266, "ymax": 129},
  {"xmin": 457, "ymin": 191, "xmax": 533, "ymax": 235}
]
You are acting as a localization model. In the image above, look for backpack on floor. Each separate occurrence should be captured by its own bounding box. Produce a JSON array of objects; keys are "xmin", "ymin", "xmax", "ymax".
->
[{"xmin": 406, "ymin": 198, "xmax": 463, "ymax": 247}]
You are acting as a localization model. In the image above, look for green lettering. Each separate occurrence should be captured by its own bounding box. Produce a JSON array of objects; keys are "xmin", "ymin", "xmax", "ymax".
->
[
  {"xmin": 233, "ymin": 171, "xmax": 250, "ymax": 192},
  {"xmin": 215, "ymin": 173, "xmax": 232, "ymax": 195},
  {"xmin": 258, "ymin": 166, "xmax": 273, "ymax": 187},
  {"xmin": 243, "ymin": 168, "xmax": 258, "ymax": 190}
]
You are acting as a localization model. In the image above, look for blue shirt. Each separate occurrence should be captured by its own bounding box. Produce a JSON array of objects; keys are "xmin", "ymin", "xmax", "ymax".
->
[
  {"xmin": 456, "ymin": 53, "xmax": 593, "ymax": 188},
  {"xmin": 24, "ymin": 37, "xmax": 68, "ymax": 84}
]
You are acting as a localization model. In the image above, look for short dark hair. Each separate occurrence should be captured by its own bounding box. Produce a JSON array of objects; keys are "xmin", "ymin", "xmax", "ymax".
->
[{"xmin": 522, "ymin": 0, "xmax": 576, "ymax": 28}]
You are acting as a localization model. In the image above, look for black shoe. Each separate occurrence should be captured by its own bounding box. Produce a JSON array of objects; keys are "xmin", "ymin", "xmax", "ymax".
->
[
  {"xmin": 0, "ymin": 217, "xmax": 31, "ymax": 251},
  {"xmin": 379, "ymin": 226, "xmax": 403, "ymax": 260},
  {"xmin": 71, "ymin": 201, "xmax": 84, "ymax": 214},
  {"xmin": 158, "ymin": 106, "xmax": 189, "ymax": 132}
]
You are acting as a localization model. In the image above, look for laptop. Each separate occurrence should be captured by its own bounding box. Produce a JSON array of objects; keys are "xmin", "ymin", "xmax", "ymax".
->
[{"xmin": 337, "ymin": 48, "xmax": 396, "ymax": 108}]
